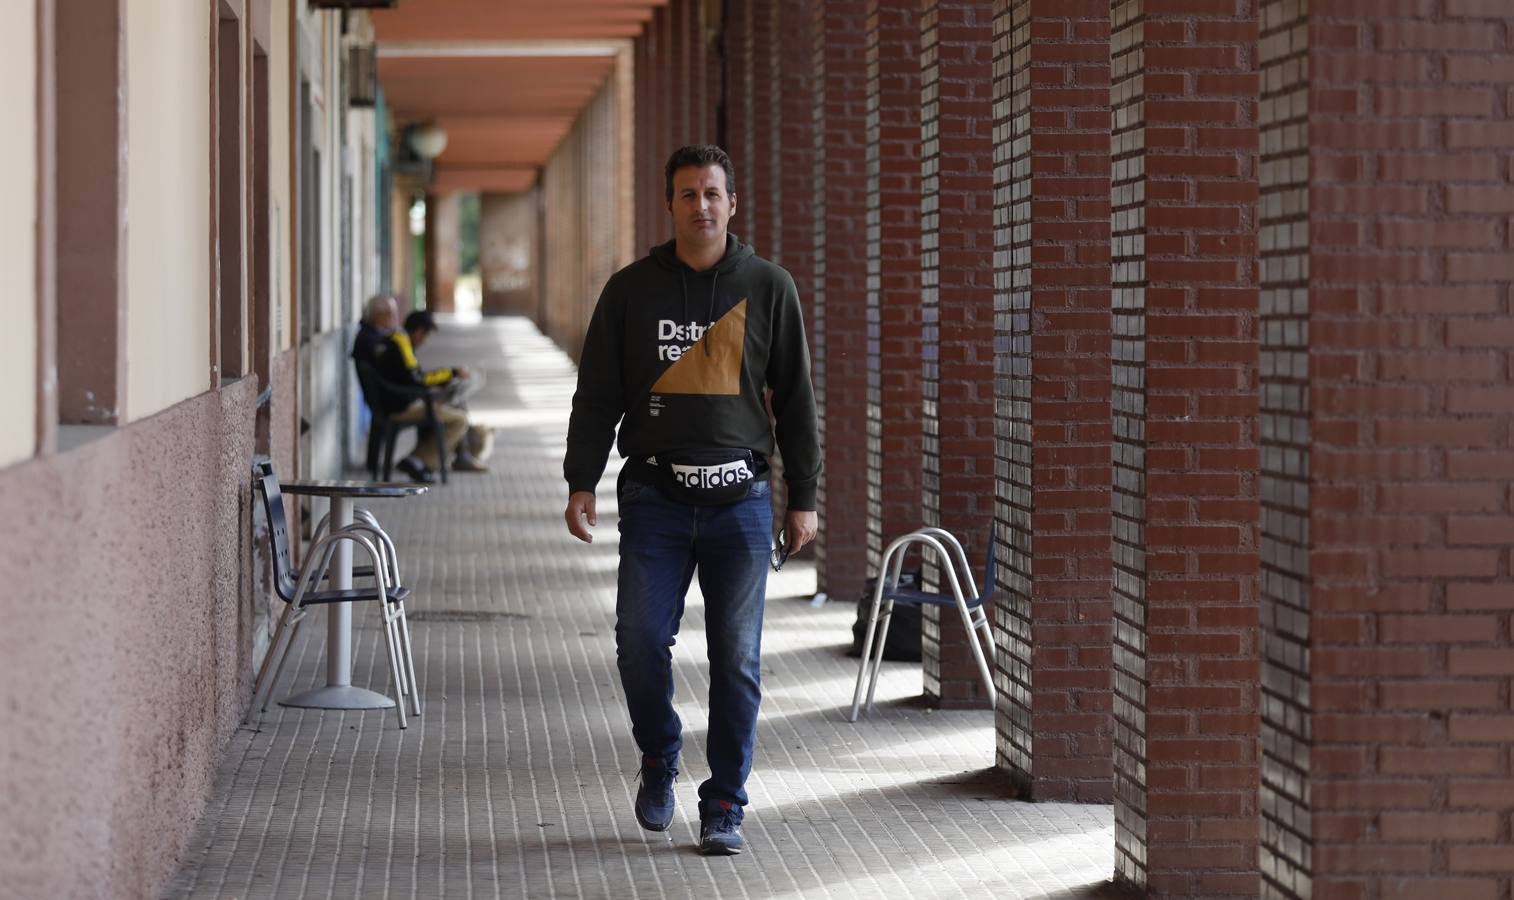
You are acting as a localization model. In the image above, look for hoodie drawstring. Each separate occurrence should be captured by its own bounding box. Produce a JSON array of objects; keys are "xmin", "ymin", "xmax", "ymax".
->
[
  {"xmin": 704, "ymin": 270, "xmax": 720, "ymax": 356},
  {"xmin": 681, "ymin": 269, "xmax": 720, "ymax": 357}
]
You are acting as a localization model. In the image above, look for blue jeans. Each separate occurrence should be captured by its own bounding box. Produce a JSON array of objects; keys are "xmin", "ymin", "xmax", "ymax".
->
[{"xmin": 615, "ymin": 470, "xmax": 772, "ymax": 811}]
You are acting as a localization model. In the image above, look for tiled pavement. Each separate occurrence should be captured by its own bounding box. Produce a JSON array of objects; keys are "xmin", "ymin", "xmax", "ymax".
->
[{"xmin": 168, "ymin": 316, "xmax": 1116, "ymax": 900}]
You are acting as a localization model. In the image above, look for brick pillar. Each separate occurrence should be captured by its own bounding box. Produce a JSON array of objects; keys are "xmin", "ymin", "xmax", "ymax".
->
[
  {"xmin": 659, "ymin": 3, "xmax": 676, "ymax": 159},
  {"xmin": 678, "ymin": 0, "xmax": 693, "ymax": 140},
  {"xmin": 1110, "ymin": 1, "xmax": 1262, "ymax": 896},
  {"xmin": 634, "ymin": 31, "xmax": 654, "ymax": 251},
  {"xmin": 767, "ymin": 0, "xmax": 815, "ymax": 517},
  {"xmin": 746, "ymin": 0, "xmax": 777, "ymax": 256},
  {"xmin": 639, "ymin": 7, "xmax": 675, "ymax": 247},
  {"xmin": 1259, "ymin": 4, "xmax": 1514, "ymax": 900},
  {"xmin": 811, "ymin": 0, "xmax": 871, "ymax": 603},
  {"xmin": 727, "ymin": 0, "xmax": 753, "ymax": 240},
  {"xmin": 424, "ymin": 191, "xmax": 460, "ymax": 312},
  {"xmin": 864, "ymin": 0, "xmax": 922, "ymax": 580},
  {"xmin": 919, "ymin": 0, "xmax": 996, "ymax": 709},
  {"xmin": 991, "ymin": 0, "xmax": 1114, "ymax": 802}
]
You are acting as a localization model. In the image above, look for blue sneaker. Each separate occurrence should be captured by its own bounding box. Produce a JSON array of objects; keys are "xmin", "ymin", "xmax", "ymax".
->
[
  {"xmin": 698, "ymin": 800, "xmax": 745, "ymax": 855},
  {"xmin": 634, "ymin": 755, "xmax": 678, "ymax": 832}
]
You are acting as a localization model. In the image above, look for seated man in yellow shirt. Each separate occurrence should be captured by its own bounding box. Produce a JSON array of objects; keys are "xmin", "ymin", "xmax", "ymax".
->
[{"xmin": 379, "ymin": 309, "xmax": 489, "ymax": 479}]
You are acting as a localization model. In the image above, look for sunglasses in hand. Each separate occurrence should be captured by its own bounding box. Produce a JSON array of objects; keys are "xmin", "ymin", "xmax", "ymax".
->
[{"xmin": 770, "ymin": 530, "xmax": 790, "ymax": 572}]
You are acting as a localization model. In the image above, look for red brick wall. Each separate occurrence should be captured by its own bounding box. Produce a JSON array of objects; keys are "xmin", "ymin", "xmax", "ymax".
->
[
  {"xmin": 991, "ymin": 0, "xmax": 1114, "ymax": 803},
  {"xmin": 919, "ymin": 0, "xmax": 997, "ymax": 709},
  {"xmin": 1261, "ymin": 3, "xmax": 1514, "ymax": 898},
  {"xmin": 1111, "ymin": 0, "xmax": 1262, "ymax": 895},
  {"xmin": 864, "ymin": 0, "xmax": 922, "ymax": 577},
  {"xmin": 811, "ymin": 0, "xmax": 871, "ymax": 602}
]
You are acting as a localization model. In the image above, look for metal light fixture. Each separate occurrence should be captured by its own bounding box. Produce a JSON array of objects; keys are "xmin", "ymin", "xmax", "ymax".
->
[
  {"xmin": 348, "ymin": 45, "xmax": 377, "ymax": 108},
  {"xmin": 407, "ymin": 124, "xmax": 448, "ymax": 160}
]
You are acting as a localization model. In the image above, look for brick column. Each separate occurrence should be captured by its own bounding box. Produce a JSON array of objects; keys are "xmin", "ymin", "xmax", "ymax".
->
[
  {"xmin": 766, "ymin": 0, "xmax": 815, "ymax": 517},
  {"xmin": 1109, "ymin": 1, "xmax": 1261, "ymax": 895},
  {"xmin": 639, "ymin": 7, "xmax": 675, "ymax": 246},
  {"xmin": 673, "ymin": 0, "xmax": 692, "ymax": 143},
  {"xmin": 1260, "ymin": 4, "xmax": 1514, "ymax": 899},
  {"xmin": 811, "ymin": 0, "xmax": 871, "ymax": 603},
  {"xmin": 919, "ymin": 0, "xmax": 996, "ymax": 709},
  {"xmin": 991, "ymin": 0, "xmax": 1114, "ymax": 802},
  {"xmin": 864, "ymin": 0, "xmax": 922, "ymax": 579},
  {"xmin": 634, "ymin": 31, "xmax": 655, "ymax": 251},
  {"xmin": 775, "ymin": 0, "xmax": 815, "ymax": 309},
  {"xmin": 727, "ymin": 0, "xmax": 753, "ymax": 240},
  {"xmin": 424, "ymin": 191, "xmax": 460, "ymax": 312},
  {"xmin": 746, "ymin": 0, "xmax": 777, "ymax": 256},
  {"xmin": 659, "ymin": 3, "xmax": 676, "ymax": 158}
]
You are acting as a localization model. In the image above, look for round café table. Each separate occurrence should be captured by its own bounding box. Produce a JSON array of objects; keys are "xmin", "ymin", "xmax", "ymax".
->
[{"xmin": 277, "ymin": 479, "xmax": 428, "ymax": 710}]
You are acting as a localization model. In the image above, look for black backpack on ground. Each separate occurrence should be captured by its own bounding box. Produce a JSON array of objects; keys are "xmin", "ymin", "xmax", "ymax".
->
[{"xmin": 847, "ymin": 568, "xmax": 923, "ymax": 662}]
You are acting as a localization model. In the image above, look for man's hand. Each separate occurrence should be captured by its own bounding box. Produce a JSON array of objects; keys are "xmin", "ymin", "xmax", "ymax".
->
[
  {"xmin": 783, "ymin": 509, "xmax": 818, "ymax": 554},
  {"xmin": 565, "ymin": 491, "xmax": 597, "ymax": 543},
  {"xmin": 454, "ymin": 365, "xmax": 470, "ymax": 380}
]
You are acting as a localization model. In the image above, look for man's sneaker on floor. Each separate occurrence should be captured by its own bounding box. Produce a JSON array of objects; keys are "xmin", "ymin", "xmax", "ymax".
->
[
  {"xmin": 698, "ymin": 800, "xmax": 745, "ymax": 855},
  {"xmin": 452, "ymin": 453, "xmax": 489, "ymax": 473},
  {"xmin": 396, "ymin": 456, "xmax": 434, "ymax": 483},
  {"xmin": 634, "ymin": 754, "xmax": 678, "ymax": 832}
]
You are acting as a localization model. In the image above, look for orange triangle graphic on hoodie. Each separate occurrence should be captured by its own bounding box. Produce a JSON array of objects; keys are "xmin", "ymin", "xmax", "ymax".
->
[{"xmin": 651, "ymin": 298, "xmax": 747, "ymax": 396}]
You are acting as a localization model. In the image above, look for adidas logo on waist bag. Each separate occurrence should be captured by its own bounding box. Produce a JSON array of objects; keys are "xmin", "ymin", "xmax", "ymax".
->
[
  {"xmin": 670, "ymin": 459, "xmax": 752, "ymax": 489},
  {"xmin": 644, "ymin": 449, "xmax": 758, "ymax": 505}
]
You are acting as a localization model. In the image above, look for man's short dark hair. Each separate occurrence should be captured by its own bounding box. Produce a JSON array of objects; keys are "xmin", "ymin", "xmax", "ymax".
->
[
  {"xmin": 664, "ymin": 145, "xmax": 736, "ymax": 204},
  {"xmin": 404, "ymin": 310, "xmax": 437, "ymax": 334}
]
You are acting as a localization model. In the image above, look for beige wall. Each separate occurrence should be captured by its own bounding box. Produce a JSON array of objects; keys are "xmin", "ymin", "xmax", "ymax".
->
[
  {"xmin": 126, "ymin": 2, "xmax": 212, "ymax": 420},
  {"xmin": 0, "ymin": 3, "xmax": 37, "ymax": 468},
  {"xmin": 0, "ymin": 379, "xmax": 261, "ymax": 900},
  {"xmin": 272, "ymin": 0, "xmax": 294, "ymax": 353}
]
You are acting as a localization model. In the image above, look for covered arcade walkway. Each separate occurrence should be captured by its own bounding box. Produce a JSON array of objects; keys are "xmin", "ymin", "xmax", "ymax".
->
[{"xmin": 166, "ymin": 316, "xmax": 1113, "ymax": 900}]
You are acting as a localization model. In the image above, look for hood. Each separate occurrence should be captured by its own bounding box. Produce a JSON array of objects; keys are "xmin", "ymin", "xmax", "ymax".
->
[{"xmin": 649, "ymin": 234, "xmax": 755, "ymax": 275}]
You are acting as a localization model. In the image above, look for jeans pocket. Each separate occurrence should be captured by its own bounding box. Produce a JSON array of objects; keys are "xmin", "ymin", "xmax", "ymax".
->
[
  {"xmin": 619, "ymin": 478, "xmax": 650, "ymax": 505},
  {"xmin": 747, "ymin": 478, "xmax": 771, "ymax": 499}
]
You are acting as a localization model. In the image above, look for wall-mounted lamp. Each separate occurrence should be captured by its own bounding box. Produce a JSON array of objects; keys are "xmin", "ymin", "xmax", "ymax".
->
[{"xmin": 408, "ymin": 124, "xmax": 449, "ymax": 160}]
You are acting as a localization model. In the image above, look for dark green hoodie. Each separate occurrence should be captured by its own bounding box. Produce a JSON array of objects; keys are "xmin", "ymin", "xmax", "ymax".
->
[{"xmin": 564, "ymin": 235, "xmax": 821, "ymax": 510}]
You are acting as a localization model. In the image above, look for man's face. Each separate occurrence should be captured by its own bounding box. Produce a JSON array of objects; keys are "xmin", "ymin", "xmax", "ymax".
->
[
  {"xmin": 410, "ymin": 327, "xmax": 433, "ymax": 349},
  {"xmin": 668, "ymin": 164, "xmax": 736, "ymax": 250}
]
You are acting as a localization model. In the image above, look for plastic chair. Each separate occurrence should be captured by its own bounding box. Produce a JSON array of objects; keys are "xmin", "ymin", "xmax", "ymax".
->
[
  {"xmin": 354, "ymin": 359, "xmax": 449, "ymax": 484},
  {"xmin": 849, "ymin": 527, "xmax": 997, "ymax": 721},
  {"xmin": 245, "ymin": 456, "xmax": 422, "ymax": 728}
]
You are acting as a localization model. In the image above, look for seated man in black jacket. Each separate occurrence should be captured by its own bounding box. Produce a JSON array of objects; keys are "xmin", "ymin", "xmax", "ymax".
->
[{"xmin": 352, "ymin": 295, "xmax": 481, "ymax": 481}]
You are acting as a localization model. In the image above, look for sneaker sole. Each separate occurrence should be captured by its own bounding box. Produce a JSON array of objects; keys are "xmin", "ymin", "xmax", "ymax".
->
[
  {"xmin": 698, "ymin": 840, "xmax": 744, "ymax": 856},
  {"xmin": 634, "ymin": 809, "xmax": 673, "ymax": 832}
]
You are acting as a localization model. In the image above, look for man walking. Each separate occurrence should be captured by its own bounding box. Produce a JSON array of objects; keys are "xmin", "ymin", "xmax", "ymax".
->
[{"xmin": 563, "ymin": 145, "xmax": 820, "ymax": 855}]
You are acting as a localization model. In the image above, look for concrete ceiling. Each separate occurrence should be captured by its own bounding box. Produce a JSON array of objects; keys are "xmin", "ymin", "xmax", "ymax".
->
[{"xmin": 373, "ymin": 0, "xmax": 666, "ymax": 194}]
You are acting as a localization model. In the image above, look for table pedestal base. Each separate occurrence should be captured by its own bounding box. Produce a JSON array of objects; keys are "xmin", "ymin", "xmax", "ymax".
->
[{"xmin": 280, "ymin": 685, "xmax": 396, "ymax": 710}]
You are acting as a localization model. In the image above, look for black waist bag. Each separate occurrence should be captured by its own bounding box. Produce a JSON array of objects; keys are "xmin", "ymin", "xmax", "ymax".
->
[{"xmin": 643, "ymin": 448, "xmax": 757, "ymax": 506}]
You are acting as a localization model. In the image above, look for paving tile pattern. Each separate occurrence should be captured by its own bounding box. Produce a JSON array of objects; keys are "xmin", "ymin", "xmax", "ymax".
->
[{"xmin": 168, "ymin": 316, "xmax": 1115, "ymax": 900}]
